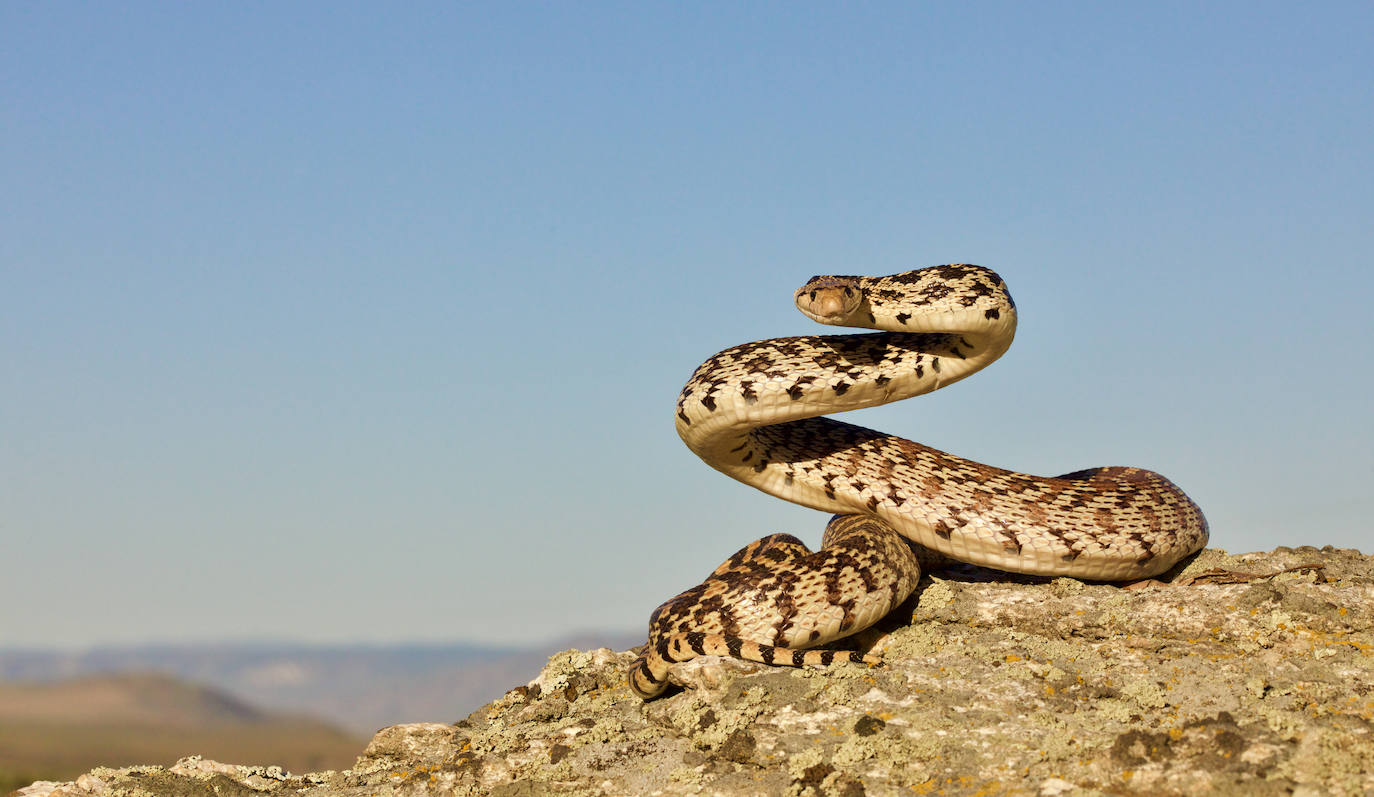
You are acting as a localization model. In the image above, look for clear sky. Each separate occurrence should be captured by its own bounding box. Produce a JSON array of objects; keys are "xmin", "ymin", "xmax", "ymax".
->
[{"xmin": 3, "ymin": 2, "xmax": 1371, "ymax": 650}]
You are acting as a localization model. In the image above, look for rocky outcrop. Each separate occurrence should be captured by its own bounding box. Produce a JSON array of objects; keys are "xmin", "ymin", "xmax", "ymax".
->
[{"xmin": 18, "ymin": 546, "xmax": 1374, "ymax": 796}]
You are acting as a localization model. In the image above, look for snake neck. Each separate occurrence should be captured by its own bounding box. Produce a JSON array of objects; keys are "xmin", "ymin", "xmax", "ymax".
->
[
  {"xmin": 676, "ymin": 265, "xmax": 1020, "ymax": 484},
  {"xmin": 675, "ymin": 310, "xmax": 1017, "ymax": 470}
]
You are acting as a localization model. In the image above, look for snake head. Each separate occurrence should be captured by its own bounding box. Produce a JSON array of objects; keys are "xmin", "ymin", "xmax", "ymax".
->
[{"xmin": 795, "ymin": 275, "xmax": 866, "ymax": 325}]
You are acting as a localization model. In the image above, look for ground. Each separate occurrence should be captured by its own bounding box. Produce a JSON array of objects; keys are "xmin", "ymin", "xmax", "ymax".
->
[{"xmin": 16, "ymin": 546, "xmax": 1374, "ymax": 797}]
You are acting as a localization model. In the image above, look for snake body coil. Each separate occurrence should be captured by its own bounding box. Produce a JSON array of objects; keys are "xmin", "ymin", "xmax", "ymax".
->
[{"xmin": 629, "ymin": 264, "xmax": 1208, "ymax": 698}]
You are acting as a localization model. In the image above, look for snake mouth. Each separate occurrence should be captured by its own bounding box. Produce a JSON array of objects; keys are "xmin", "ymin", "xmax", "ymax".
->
[{"xmin": 794, "ymin": 275, "xmax": 865, "ymax": 324}]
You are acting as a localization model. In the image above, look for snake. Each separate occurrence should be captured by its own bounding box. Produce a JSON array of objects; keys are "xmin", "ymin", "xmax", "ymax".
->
[{"xmin": 628, "ymin": 264, "xmax": 1209, "ymax": 699}]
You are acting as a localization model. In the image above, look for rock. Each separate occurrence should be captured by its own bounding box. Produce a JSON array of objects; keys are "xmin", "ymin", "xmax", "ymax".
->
[{"xmin": 20, "ymin": 546, "xmax": 1374, "ymax": 796}]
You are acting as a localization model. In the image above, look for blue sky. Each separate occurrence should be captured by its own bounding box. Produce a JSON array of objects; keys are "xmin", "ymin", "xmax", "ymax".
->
[{"xmin": 3, "ymin": 2, "xmax": 1371, "ymax": 649}]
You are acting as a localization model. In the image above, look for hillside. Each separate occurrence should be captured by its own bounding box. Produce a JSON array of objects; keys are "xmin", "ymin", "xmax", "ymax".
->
[
  {"xmin": 0, "ymin": 673, "xmax": 362, "ymax": 792},
  {"xmin": 0, "ymin": 673, "xmax": 266, "ymax": 727},
  {"xmin": 0, "ymin": 634, "xmax": 639, "ymax": 735}
]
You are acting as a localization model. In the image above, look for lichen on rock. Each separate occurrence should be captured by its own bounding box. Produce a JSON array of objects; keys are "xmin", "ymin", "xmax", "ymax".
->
[{"xmin": 18, "ymin": 546, "xmax": 1374, "ymax": 796}]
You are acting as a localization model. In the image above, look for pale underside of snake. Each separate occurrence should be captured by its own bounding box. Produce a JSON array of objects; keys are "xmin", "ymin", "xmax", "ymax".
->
[{"xmin": 628, "ymin": 264, "xmax": 1209, "ymax": 699}]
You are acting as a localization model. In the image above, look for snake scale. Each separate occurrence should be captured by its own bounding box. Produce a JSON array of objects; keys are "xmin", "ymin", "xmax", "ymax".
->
[{"xmin": 629, "ymin": 264, "xmax": 1208, "ymax": 699}]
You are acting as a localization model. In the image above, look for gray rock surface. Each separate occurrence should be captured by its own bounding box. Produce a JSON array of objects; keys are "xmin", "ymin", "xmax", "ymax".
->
[{"xmin": 18, "ymin": 546, "xmax": 1374, "ymax": 796}]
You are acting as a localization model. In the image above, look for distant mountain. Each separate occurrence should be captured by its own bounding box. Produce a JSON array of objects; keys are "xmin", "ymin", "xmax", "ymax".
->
[
  {"xmin": 0, "ymin": 632, "xmax": 641, "ymax": 735},
  {"xmin": 0, "ymin": 672, "xmax": 265, "ymax": 726},
  {"xmin": 0, "ymin": 672, "xmax": 363, "ymax": 788}
]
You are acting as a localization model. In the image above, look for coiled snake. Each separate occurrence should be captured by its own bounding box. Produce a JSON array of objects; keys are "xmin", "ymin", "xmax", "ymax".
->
[{"xmin": 629, "ymin": 264, "xmax": 1208, "ymax": 699}]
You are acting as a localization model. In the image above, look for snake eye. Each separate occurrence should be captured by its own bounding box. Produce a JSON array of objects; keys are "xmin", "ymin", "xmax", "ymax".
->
[
  {"xmin": 809, "ymin": 291, "xmax": 817, "ymax": 301},
  {"xmin": 843, "ymin": 287, "xmax": 853, "ymax": 296}
]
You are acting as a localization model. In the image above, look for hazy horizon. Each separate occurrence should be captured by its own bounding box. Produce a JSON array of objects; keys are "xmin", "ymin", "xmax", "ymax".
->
[
  {"xmin": 0, "ymin": 630, "xmax": 642, "ymax": 655},
  {"xmin": 4, "ymin": 2, "xmax": 1371, "ymax": 650}
]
